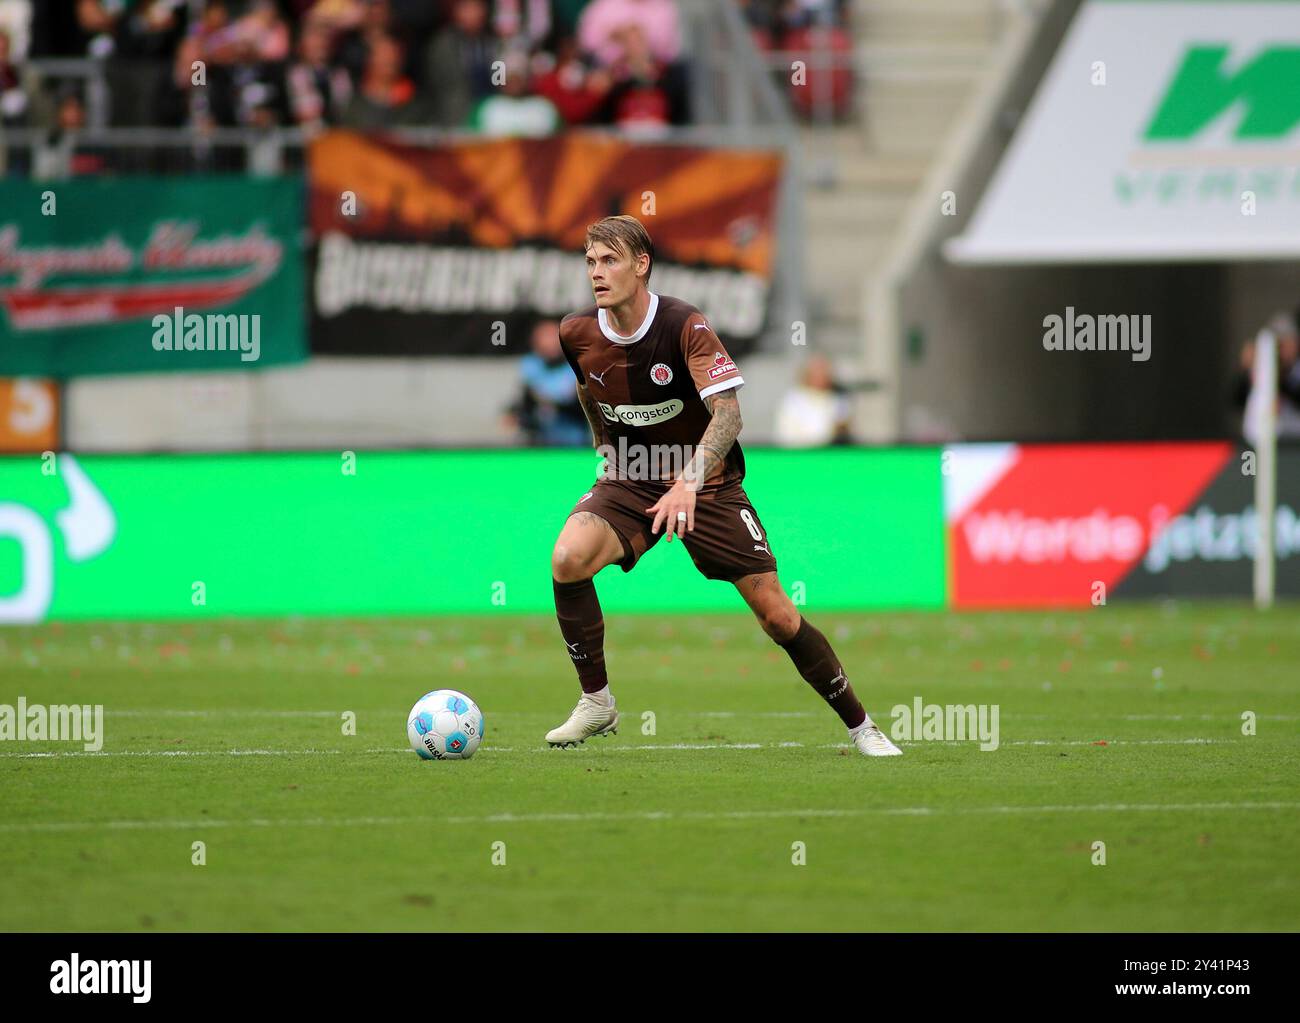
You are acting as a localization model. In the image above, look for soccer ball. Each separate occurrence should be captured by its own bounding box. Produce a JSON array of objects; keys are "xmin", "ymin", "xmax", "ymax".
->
[{"xmin": 407, "ymin": 689, "xmax": 484, "ymax": 760}]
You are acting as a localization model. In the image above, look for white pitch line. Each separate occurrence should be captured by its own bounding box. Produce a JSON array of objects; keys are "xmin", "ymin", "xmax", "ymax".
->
[
  {"xmin": 1009, "ymin": 738, "xmax": 1231, "ymax": 747},
  {"xmin": 0, "ymin": 744, "xmax": 772, "ymax": 758},
  {"xmin": 2, "ymin": 748, "xmax": 395, "ymax": 759},
  {"xmin": 1060, "ymin": 714, "xmax": 1298, "ymax": 723},
  {"xmin": 0, "ymin": 737, "xmax": 1253, "ymax": 760},
  {"xmin": 48, "ymin": 709, "xmax": 1300, "ymax": 723},
  {"xmin": 105, "ymin": 710, "xmax": 341, "ymax": 718},
  {"xmin": 1, "ymin": 801, "xmax": 1296, "ymax": 835}
]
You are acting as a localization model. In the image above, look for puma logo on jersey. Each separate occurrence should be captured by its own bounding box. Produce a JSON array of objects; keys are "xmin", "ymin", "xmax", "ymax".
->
[
  {"xmin": 753, "ymin": 544, "xmax": 770, "ymax": 554},
  {"xmin": 693, "ymin": 323, "xmax": 708, "ymax": 331},
  {"xmin": 588, "ymin": 367, "xmax": 610, "ymax": 385}
]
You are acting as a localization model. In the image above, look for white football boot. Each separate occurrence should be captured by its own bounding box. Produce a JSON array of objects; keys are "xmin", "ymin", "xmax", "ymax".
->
[
  {"xmin": 545, "ymin": 693, "xmax": 619, "ymax": 748},
  {"xmin": 852, "ymin": 724, "xmax": 903, "ymax": 757}
]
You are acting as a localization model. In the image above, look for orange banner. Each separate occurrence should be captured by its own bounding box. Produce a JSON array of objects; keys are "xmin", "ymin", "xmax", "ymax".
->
[
  {"xmin": 309, "ymin": 131, "xmax": 780, "ymax": 277},
  {"xmin": 0, "ymin": 378, "xmax": 58, "ymax": 452},
  {"xmin": 306, "ymin": 131, "xmax": 783, "ymax": 354}
]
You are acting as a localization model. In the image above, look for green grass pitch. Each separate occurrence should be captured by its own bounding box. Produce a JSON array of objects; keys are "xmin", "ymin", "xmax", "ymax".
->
[{"xmin": 1, "ymin": 602, "xmax": 1297, "ymax": 931}]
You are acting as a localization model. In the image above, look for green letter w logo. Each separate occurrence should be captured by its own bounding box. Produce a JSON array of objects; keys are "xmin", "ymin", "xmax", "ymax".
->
[{"xmin": 1145, "ymin": 46, "xmax": 1300, "ymax": 140}]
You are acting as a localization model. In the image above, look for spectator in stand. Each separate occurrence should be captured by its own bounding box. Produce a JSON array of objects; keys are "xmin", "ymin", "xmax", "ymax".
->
[
  {"xmin": 577, "ymin": 0, "xmax": 680, "ymax": 69},
  {"xmin": 1236, "ymin": 313, "xmax": 1300, "ymax": 445},
  {"xmin": 387, "ymin": 0, "xmax": 442, "ymax": 43},
  {"xmin": 74, "ymin": 0, "xmax": 126, "ymax": 58},
  {"xmin": 335, "ymin": 0, "xmax": 398, "ymax": 85},
  {"xmin": 33, "ymin": 86, "xmax": 111, "ymax": 178},
  {"xmin": 774, "ymin": 354, "xmax": 855, "ymax": 447},
  {"xmin": 551, "ymin": 0, "xmax": 591, "ymax": 39},
  {"xmin": 503, "ymin": 319, "xmax": 591, "ymax": 447},
  {"xmin": 174, "ymin": 0, "xmax": 235, "ymax": 128},
  {"xmin": 780, "ymin": 0, "xmax": 851, "ymax": 32},
  {"xmin": 470, "ymin": 47, "xmax": 558, "ymax": 135},
  {"xmin": 0, "ymin": 0, "xmax": 31, "ymax": 60},
  {"xmin": 21, "ymin": 0, "xmax": 705, "ymax": 131},
  {"xmin": 308, "ymin": 0, "xmax": 439, "ymax": 45},
  {"xmin": 216, "ymin": 0, "xmax": 292, "ymax": 109},
  {"xmin": 734, "ymin": 0, "xmax": 781, "ymax": 49},
  {"xmin": 107, "ymin": 2, "xmax": 186, "ymax": 127},
  {"xmin": 113, "ymin": 0, "xmax": 186, "ymax": 59},
  {"xmin": 776, "ymin": 0, "xmax": 854, "ymax": 119},
  {"xmin": 74, "ymin": 0, "xmax": 188, "ymax": 59},
  {"xmin": 283, "ymin": 21, "xmax": 352, "ymax": 129},
  {"xmin": 27, "ymin": 1, "xmax": 81, "ymax": 56},
  {"xmin": 231, "ymin": 0, "xmax": 291, "ymax": 63},
  {"xmin": 302, "ymin": 0, "xmax": 366, "ymax": 39},
  {"xmin": 604, "ymin": 21, "xmax": 686, "ymax": 129},
  {"xmin": 341, "ymin": 31, "xmax": 426, "ymax": 127},
  {"xmin": 174, "ymin": 0, "xmax": 291, "ymax": 128},
  {"xmin": 175, "ymin": 2, "xmax": 289, "ymax": 75},
  {"xmin": 531, "ymin": 32, "xmax": 612, "ymax": 126},
  {"xmin": 57, "ymin": 87, "xmax": 88, "ymax": 131},
  {"xmin": 0, "ymin": 27, "xmax": 31, "ymax": 128},
  {"xmin": 424, "ymin": 0, "xmax": 498, "ymax": 128},
  {"xmin": 493, "ymin": 0, "xmax": 552, "ymax": 53}
]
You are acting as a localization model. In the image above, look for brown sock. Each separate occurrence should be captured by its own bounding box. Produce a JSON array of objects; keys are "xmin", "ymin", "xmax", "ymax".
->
[
  {"xmin": 778, "ymin": 617, "xmax": 867, "ymax": 729},
  {"xmin": 553, "ymin": 578, "xmax": 608, "ymax": 694}
]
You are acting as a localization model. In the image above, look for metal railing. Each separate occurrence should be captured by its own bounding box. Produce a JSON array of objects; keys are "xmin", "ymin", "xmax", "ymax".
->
[
  {"xmin": 22, "ymin": 59, "xmax": 113, "ymax": 129},
  {"xmin": 679, "ymin": 0, "xmax": 796, "ymax": 128},
  {"xmin": 747, "ymin": 0, "xmax": 1026, "ymax": 130}
]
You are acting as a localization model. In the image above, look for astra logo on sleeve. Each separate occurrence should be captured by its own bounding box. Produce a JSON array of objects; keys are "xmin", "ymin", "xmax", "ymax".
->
[{"xmin": 707, "ymin": 352, "xmax": 737, "ymax": 380}]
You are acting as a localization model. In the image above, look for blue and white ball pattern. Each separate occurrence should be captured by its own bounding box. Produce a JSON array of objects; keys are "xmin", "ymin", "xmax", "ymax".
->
[{"xmin": 407, "ymin": 690, "xmax": 484, "ymax": 760}]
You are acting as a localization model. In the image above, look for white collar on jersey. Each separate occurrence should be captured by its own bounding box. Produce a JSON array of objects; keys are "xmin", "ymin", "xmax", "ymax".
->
[{"xmin": 597, "ymin": 291, "xmax": 659, "ymax": 345}]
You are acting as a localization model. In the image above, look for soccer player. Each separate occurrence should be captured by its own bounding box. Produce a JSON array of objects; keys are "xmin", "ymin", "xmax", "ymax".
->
[{"xmin": 546, "ymin": 215, "xmax": 902, "ymax": 757}]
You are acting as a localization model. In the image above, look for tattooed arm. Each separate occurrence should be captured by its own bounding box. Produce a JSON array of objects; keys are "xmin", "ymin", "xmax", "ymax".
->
[
  {"xmin": 681, "ymin": 390, "xmax": 743, "ymax": 492},
  {"xmin": 575, "ymin": 383, "xmax": 608, "ymax": 450}
]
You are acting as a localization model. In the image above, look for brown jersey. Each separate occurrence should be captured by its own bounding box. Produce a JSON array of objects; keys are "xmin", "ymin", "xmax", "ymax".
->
[{"xmin": 558, "ymin": 292, "xmax": 746, "ymax": 488}]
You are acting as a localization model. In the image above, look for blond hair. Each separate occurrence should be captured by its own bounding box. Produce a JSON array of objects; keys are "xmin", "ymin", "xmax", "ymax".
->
[{"xmin": 584, "ymin": 215, "xmax": 654, "ymax": 284}]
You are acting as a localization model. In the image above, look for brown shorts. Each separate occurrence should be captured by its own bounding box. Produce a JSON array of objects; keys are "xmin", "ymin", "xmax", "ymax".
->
[{"xmin": 568, "ymin": 477, "xmax": 779, "ymax": 582}]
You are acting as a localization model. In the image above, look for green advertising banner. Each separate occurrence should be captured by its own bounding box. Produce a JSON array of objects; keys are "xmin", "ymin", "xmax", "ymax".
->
[
  {"xmin": 0, "ymin": 178, "xmax": 306, "ymax": 376},
  {"xmin": 0, "ymin": 449, "xmax": 945, "ymax": 622}
]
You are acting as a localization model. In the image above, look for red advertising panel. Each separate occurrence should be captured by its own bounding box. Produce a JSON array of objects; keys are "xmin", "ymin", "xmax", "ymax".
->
[{"xmin": 945, "ymin": 442, "xmax": 1235, "ymax": 606}]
